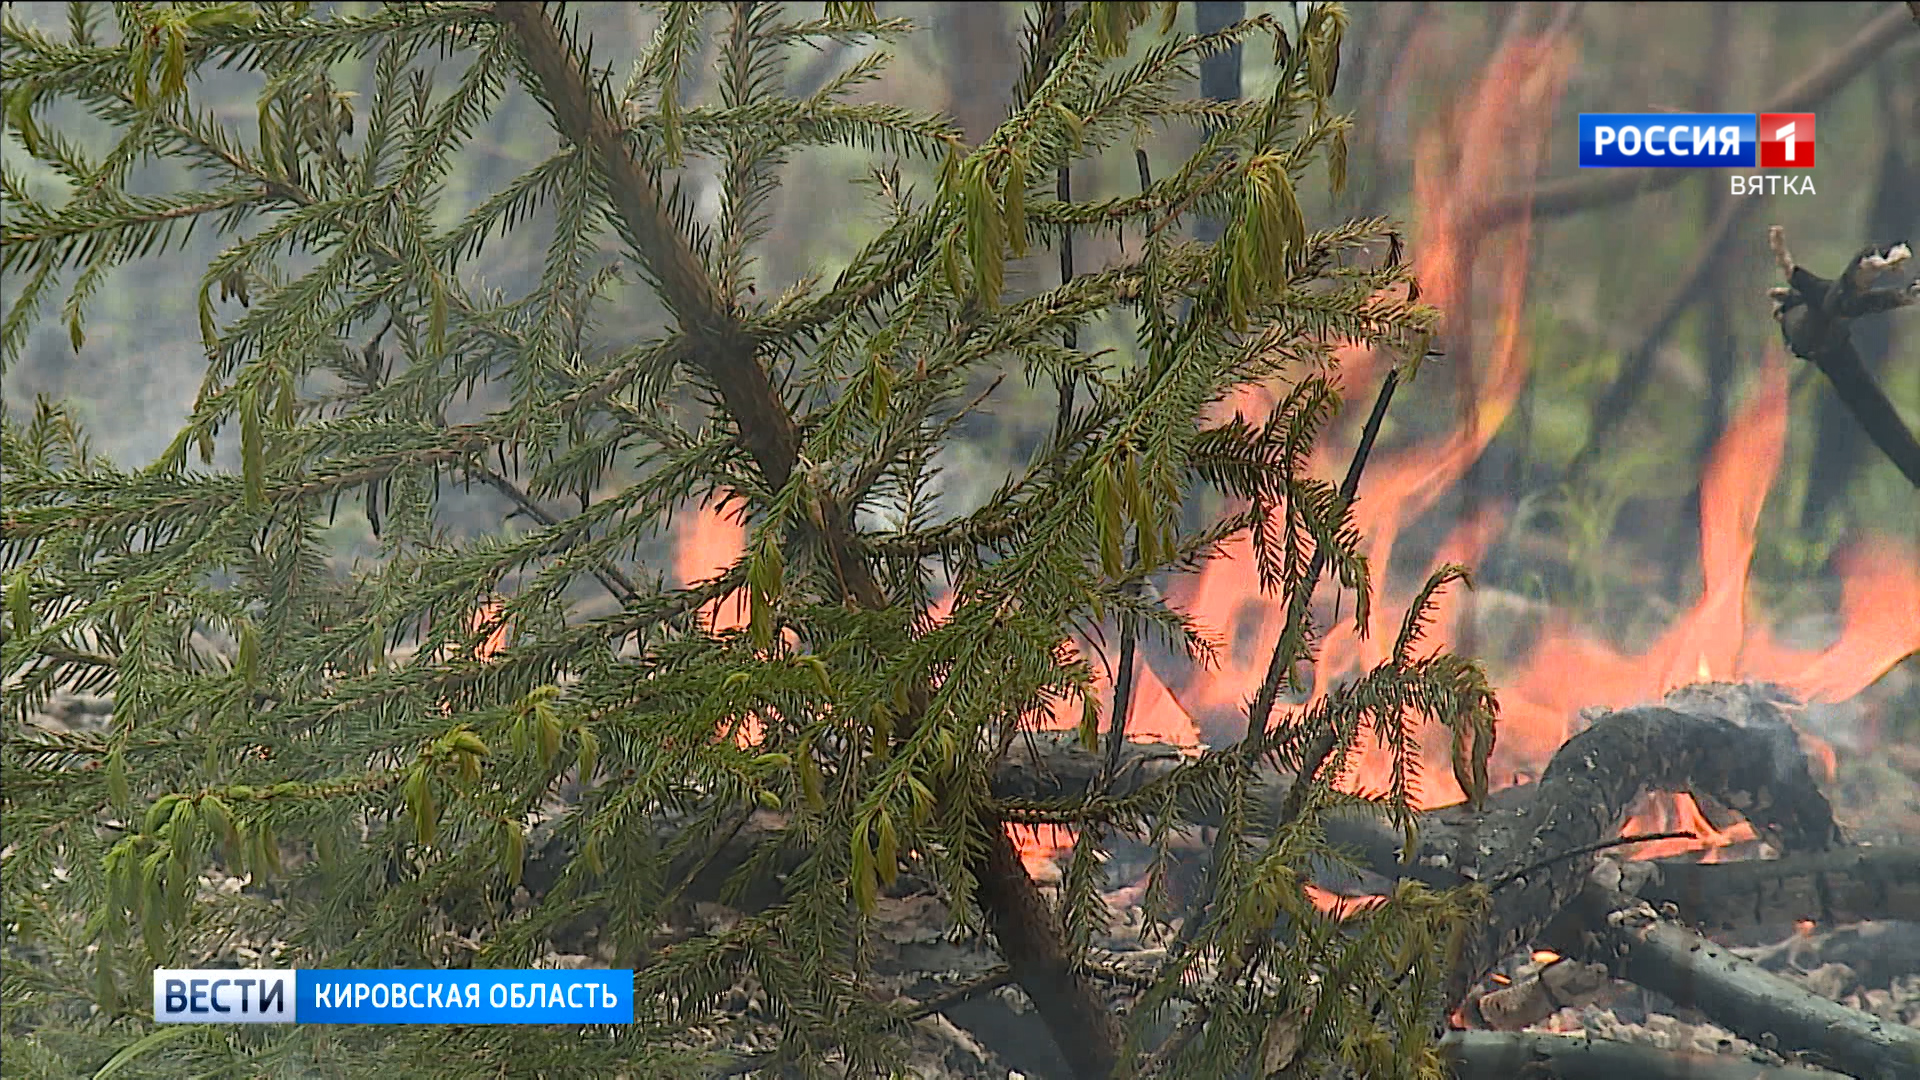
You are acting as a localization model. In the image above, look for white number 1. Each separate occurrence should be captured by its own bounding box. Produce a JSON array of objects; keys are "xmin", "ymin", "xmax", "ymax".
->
[{"xmin": 1775, "ymin": 121, "xmax": 1797, "ymax": 162}]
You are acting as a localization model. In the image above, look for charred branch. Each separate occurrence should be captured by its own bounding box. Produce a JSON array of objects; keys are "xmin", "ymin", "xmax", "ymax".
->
[
  {"xmin": 1768, "ymin": 226, "xmax": 1920, "ymax": 487},
  {"xmin": 1546, "ymin": 881, "xmax": 1920, "ymax": 1080},
  {"xmin": 1440, "ymin": 1029, "xmax": 1847, "ymax": 1080},
  {"xmin": 1437, "ymin": 688, "xmax": 1843, "ymax": 1008},
  {"xmin": 1639, "ymin": 845, "xmax": 1920, "ymax": 934}
]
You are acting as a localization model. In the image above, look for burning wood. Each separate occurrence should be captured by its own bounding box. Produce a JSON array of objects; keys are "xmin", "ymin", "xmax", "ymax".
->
[{"xmin": 1464, "ymin": 952, "xmax": 1611, "ymax": 1031}]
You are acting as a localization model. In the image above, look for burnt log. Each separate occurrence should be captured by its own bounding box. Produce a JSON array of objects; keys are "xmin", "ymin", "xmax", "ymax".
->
[
  {"xmin": 1543, "ymin": 881, "xmax": 1920, "ymax": 1080},
  {"xmin": 1640, "ymin": 845, "xmax": 1920, "ymax": 934},
  {"xmin": 1415, "ymin": 686, "xmax": 1843, "ymax": 1007},
  {"xmin": 1440, "ymin": 1030, "xmax": 1846, "ymax": 1080}
]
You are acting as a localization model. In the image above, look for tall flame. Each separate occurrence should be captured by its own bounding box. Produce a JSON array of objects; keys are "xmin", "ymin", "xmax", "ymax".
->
[{"xmin": 1175, "ymin": 29, "xmax": 1573, "ymax": 820}]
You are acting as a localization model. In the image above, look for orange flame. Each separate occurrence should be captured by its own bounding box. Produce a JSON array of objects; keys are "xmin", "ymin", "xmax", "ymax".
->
[
  {"xmin": 1015, "ymin": 646, "xmax": 1209, "ymax": 876},
  {"xmin": 658, "ymin": 23, "xmax": 1920, "ymax": 887},
  {"xmin": 1164, "ymin": 17, "xmax": 1920, "ymax": 896},
  {"xmin": 1305, "ymin": 881, "xmax": 1389, "ymax": 920},
  {"xmin": 675, "ymin": 500, "xmax": 766, "ymax": 747},
  {"xmin": 1500, "ymin": 347, "xmax": 1920, "ymax": 858},
  {"xmin": 471, "ymin": 597, "xmax": 511, "ymax": 661},
  {"xmin": 1175, "ymin": 30, "xmax": 1572, "ymax": 818},
  {"xmin": 678, "ymin": 500, "xmax": 749, "ymax": 634}
]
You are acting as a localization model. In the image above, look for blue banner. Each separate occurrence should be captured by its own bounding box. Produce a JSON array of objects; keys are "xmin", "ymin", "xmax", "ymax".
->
[
  {"xmin": 155, "ymin": 969, "xmax": 634, "ymax": 1024},
  {"xmin": 1579, "ymin": 113, "xmax": 1755, "ymax": 168}
]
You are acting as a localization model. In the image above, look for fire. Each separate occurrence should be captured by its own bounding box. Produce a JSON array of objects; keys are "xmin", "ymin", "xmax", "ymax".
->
[
  {"xmin": 1502, "ymin": 346, "xmax": 1920, "ymax": 859},
  {"xmin": 669, "ymin": 498, "xmax": 1202, "ymax": 875},
  {"xmin": 651, "ymin": 17, "xmax": 1920, "ymax": 899},
  {"xmin": 1622, "ymin": 794, "xmax": 1757, "ymax": 863},
  {"xmin": 677, "ymin": 500, "xmax": 750, "ymax": 634},
  {"xmin": 675, "ymin": 500, "xmax": 766, "ymax": 746},
  {"xmin": 1159, "ymin": 11, "xmax": 1920, "ymax": 906},
  {"xmin": 1305, "ymin": 881, "xmax": 1388, "ymax": 920},
  {"xmin": 1176, "ymin": 29, "xmax": 1571, "ymax": 812},
  {"xmin": 470, "ymin": 597, "xmax": 511, "ymax": 660},
  {"xmin": 1048, "ymin": 641, "xmax": 1205, "ymax": 751},
  {"xmin": 1013, "ymin": 643, "xmax": 1210, "ymax": 877}
]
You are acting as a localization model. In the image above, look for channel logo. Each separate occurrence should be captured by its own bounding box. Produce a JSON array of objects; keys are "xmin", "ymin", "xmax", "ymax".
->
[
  {"xmin": 1578, "ymin": 113, "xmax": 1815, "ymax": 169},
  {"xmin": 154, "ymin": 970, "xmax": 295, "ymax": 1023},
  {"xmin": 154, "ymin": 969, "xmax": 635, "ymax": 1024},
  {"xmin": 1758, "ymin": 113, "xmax": 1815, "ymax": 168}
]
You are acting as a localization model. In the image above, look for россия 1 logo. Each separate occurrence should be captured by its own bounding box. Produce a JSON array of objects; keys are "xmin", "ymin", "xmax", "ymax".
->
[
  {"xmin": 1757, "ymin": 113, "xmax": 1815, "ymax": 168},
  {"xmin": 1578, "ymin": 113, "xmax": 1816, "ymax": 169}
]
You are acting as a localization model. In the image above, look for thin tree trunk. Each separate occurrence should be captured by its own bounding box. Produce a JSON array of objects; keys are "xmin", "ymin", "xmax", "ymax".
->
[
  {"xmin": 974, "ymin": 828, "xmax": 1125, "ymax": 1080},
  {"xmin": 935, "ymin": 4, "xmax": 1019, "ymax": 146},
  {"xmin": 1192, "ymin": 2, "xmax": 1243, "ymax": 248}
]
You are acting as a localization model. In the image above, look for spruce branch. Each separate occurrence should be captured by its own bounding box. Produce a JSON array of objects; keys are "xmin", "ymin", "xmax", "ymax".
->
[
  {"xmin": 491, "ymin": 2, "xmax": 805, "ymax": 494},
  {"xmin": 492, "ymin": 9, "xmax": 1122, "ymax": 1075},
  {"xmin": 1252, "ymin": 364, "xmax": 1399, "ymax": 749},
  {"xmin": 465, "ymin": 463, "xmax": 639, "ymax": 602}
]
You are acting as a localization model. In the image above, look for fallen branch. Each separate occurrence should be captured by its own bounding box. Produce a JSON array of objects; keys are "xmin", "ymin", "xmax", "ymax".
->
[
  {"xmin": 1436, "ymin": 686, "xmax": 1843, "ymax": 1009},
  {"xmin": 1640, "ymin": 844, "xmax": 1920, "ymax": 933},
  {"xmin": 1549, "ymin": 880, "xmax": 1920, "ymax": 1080},
  {"xmin": 1441, "ymin": 1030, "xmax": 1846, "ymax": 1080}
]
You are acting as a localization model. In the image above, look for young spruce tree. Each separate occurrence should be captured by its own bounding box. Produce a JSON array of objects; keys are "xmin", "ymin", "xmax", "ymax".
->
[{"xmin": 3, "ymin": 3, "xmax": 1497, "ymax": 1077}]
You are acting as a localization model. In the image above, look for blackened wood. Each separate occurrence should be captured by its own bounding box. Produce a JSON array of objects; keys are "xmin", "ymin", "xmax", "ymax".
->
[
  {"xmin": 1642, "ymin": 845, "xmax": 1920, "ymax": 934},
  {"xmin": 1771, "ymin": 231, "xmax": 1920, "ymax": 489},
  {"xmin": 1441, "ymin": 1030, "xmax": 1844, "ymax": 1080},
  {"xmin": 1558, "ymin": 881, "xmax": 1920, "ymax": 1080},
  {"xmin": 1438, "ymin": 695, "xmax": 1843, "ymax": 1009}
]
